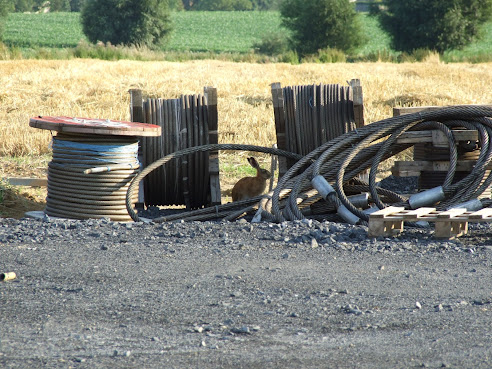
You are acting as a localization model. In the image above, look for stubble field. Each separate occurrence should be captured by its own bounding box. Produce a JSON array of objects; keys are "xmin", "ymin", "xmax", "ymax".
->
[{"xmin": 2, "ymin": 59, "xmax": 492, "ymax": 155}]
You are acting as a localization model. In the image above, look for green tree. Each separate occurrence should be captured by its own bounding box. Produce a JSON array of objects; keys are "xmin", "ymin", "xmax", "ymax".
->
[
  {"xmin": 80, "ymin": 0, "xmax": 173, "ymax": 49},
  {"xmin": 233, "ymin": 0, "xmax": 252, "ymax": 10},
  {"xmin": 378, "ymin": 0, "xmax": 492, "ymax": 53},
  {"xmin": 251, "ymin": 0, "xmax": 279, "ymax": 10},
  {"xmin": 181, "ymin": 0, "xmax": 195, "ymax": 10},
  {"xmin": 182, "ymin": 0, "xmax": 277, "ymax": 10},
  {"xmin": 11, "ymin": 0, "xmax": 34, "ymax": 11},
  {"xmin": 70, "ymin": 0, "xmax": 86, "ymax": 11},
  {"xmin": 280, "ymin": 0, "xmax": 363, "ymax": 56},
  {"xmin": 194, "ymin": 0, "xmax": 233, "ymax": 10},
  {"xmin": 168, "ymin": 0, "xmax": 183, "ymax": 10}
]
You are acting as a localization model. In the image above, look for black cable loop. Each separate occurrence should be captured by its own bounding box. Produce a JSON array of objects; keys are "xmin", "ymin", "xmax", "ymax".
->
[
  {"xmin": 271, "ymin": 141, "xmax": 330, "ymax": 222},
  {"xmin": 444, "ymin": 121, "xmax": 490, "ymax": 196},
  {"xmin": 365, "ymin": 123, "xmax": 420, "ymax": 212},
  {"xmin": 439, "ymin": 122, "xmax": 492, "ymax": 208},
  {"xmin": 336, "ymin": 123, "xmax": 417, "ymax": 221},
  {"xmin": 126, "ymin": 144, "xmax": 303, "ymax": 222}
]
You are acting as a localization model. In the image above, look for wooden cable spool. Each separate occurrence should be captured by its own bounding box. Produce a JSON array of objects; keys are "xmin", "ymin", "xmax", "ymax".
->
[
  {"xmin": 273, "ymin": 82, "xmax": 357, "ymax": 160},
  {"xmin": 29, "ymin": 116, "xmax": 161, "ymax": 221},
  {"xmin": 133, "ymin": 88, "xmax": 219, "ymax": 210}
]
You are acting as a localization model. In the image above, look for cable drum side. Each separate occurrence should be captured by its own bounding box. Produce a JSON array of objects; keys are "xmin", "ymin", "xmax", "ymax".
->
[
  {"xmin": 140, "ymin": 94, "xmax": 214, "ymax": 209},
  {"xmin": 46, "ymin": 133, "xmax": 140, "ymax": 222},
  {"xmin": 281, "ymin": 83, "xmax": 356, "ymax": 160}
]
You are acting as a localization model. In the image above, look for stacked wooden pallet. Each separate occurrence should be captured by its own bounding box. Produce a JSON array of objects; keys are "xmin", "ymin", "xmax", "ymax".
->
[
  {"xmin": 368, "ymin": 206, "xmax": 492, "ymax": 239},
  {"xmin": 391, "ymin": 127, "xmax": 482, "ymax": 177},
  {"xmin": 271, "ymin": 79, "xmax": 364, "ymax": 178}
]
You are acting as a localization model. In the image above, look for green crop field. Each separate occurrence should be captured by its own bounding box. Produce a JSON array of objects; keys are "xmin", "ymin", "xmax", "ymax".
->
[
  {"xmin": 2, "ymin": 11, "xmax": 492, "ymax": 61},
  {"xmin": 4, "ymin": 11, "xmax": 283, "ymax": 53},
  {"xmin": 168, "ymin": 11, "xmax": 283, "ymax": 53},
  {"xmin": 4, "ymin": 12, "xmax": 84, "ymax": 48}
]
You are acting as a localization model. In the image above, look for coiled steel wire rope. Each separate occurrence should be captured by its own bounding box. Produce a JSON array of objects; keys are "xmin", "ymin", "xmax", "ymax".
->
[
  {"xmin": 126, "ymin": 105, "xmax": 492, "ymax": 223},
  {"xmin": 125, "ymin": 144, "xmax": 304, "ymax": 222},
  {"xmin": 308, "ymin": 105, "xmax": 492, "ymax": 223},
  {"xmin": 46, "ymin": 133, "xmax": 140, "ymax": 221}
]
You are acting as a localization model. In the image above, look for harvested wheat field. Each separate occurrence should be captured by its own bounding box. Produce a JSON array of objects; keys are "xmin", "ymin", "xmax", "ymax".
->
[{"xmin": 1, "ymin": 59, "xmax": 491, "ymax": 156}]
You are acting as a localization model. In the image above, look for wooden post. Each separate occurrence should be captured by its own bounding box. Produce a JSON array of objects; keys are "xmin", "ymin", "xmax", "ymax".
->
[
  {"xmin": 204, "ymin": 86, "xmax": 221, "ymax": 206},
  {"xmin": 271, "ymin": 82, "xmax": 288, "ymax": 179},
  {"xmin": 129, "ymin": 89, "xmax": 144, "ymax": 123},
  {"xmin": 348, "ymin": 79, "xmax": 368, "ymax": 183},
  {"xmin": 349, "ymin": 79, "xmax": 364, "ymax": 129}
]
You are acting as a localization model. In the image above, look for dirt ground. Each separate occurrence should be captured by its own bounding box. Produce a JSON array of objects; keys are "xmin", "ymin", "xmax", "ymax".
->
[{"xmin": 1, "ymin": 218, "xmax": 491, "ymax": 368}]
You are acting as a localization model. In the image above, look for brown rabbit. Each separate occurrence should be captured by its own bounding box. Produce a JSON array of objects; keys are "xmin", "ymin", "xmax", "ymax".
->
[{"xmin": 231, "ymin": 157, "xmax": 271, "ymax": 202}]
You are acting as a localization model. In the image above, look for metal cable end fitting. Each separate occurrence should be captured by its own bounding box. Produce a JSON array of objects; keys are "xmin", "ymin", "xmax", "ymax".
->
[
  {"xmin": 337, "ymin": 204, "xmax": 360, "ymax": 225},
  {"xmin": 311, "ymin": 175, "xmax": 335, "ymax": 200},
  {"xmin": 409, "ymin": 186, "xmax": 445, "ymax": 209},
  {"xmin": 348, "ymin": 193, "xmax": 369, "ymax": 209},
  {"xmin": 448, "ymin": 198, "xmax": 483, "ymax": 212}
]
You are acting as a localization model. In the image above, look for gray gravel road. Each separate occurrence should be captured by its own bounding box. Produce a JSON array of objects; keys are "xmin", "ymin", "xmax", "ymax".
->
[{"xmin": 1, "ymin": 217, "xmax": 492, "ymax": 368}]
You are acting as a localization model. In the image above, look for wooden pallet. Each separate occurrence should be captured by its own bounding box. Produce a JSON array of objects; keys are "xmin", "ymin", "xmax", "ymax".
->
[
  {"xmin": 368, "ymin": 206, "xmax": 492, "ymax": 239},
  {"xmin": 391, "ymin": 128, "xmax": 483, "ymax": 177}
]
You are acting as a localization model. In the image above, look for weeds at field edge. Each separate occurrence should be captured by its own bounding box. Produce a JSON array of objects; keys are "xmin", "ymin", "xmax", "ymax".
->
[{"xmin": 0, "ymin": 41, "xmax": 491, "ymax": 64}]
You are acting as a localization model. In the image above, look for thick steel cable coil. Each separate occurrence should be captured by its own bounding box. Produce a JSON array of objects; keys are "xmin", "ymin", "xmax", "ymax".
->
[
  {"xmin": 125, "ymin": 143, "xmax": 403, "ymax": 223},
  {"xmin": 127, "ymin": 106, "xmax": 492, "ymax": 224},
  {"xmin": 46, "ymin": 134, "xmax": 140, "ymax": 222},
  {"xmin": 290, "ymin": 105, "xmax": 492, "ymax": 223}
]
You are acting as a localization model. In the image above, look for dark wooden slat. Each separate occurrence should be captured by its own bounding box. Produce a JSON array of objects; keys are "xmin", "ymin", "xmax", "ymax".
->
[
  {"xmin": 180, "ymin": 95, "xmax": 191, "ymax": 210},
  {"xmin": 271, "ymin": 82, "xmax": 288, "ymax": 179},
  {"xmin": 204, "ymin": 86, "xmax": 221, "ymax": 206}
]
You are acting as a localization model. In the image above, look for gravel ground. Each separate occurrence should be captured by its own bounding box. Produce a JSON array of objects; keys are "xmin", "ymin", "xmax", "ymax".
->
[{"xmin": 1, "ymin": 213, "xmax": 492, "ymax": 369}]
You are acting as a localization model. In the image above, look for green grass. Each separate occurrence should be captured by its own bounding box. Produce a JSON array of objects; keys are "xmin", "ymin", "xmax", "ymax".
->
[
  {"xmin": 4, "ymin": 12, "xmax": 84, "ymax": 48},
  {"xmin": 353, "ymin": 14, "xmax": 392, "ymax": 55},
  {"xmin": 2, "ymin": 11, "xmax": 491, "ymax": 61},
  {"xmin": 443, "ymin": 22, "xmax": 492, "ymax": 62},
  {"xmin": 167, "ymin": 11, "xmax": 283, "ymax": 53}
]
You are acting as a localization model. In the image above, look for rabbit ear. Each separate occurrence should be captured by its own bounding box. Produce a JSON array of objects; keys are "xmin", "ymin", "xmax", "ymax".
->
[{"xmin": 247, "ymin": 157, "xmax": 259, "ymax": 169}]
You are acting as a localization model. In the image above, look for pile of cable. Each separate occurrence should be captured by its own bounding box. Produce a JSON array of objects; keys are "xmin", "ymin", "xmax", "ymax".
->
[
  {"xmin": 140, "ymin": 95, "xmax": 212, "ymax": 209},
  {"xmin": 281, "ymin": 83, "xmax": 356, "ymax": 156},
  {"xmin": 126, "ymin": 106, "xmax": 492, "ymax": 224},
  {"xmin": 47, "ymin": 133, "xmax": 140, "ymax": 222},
  {"xmin": 125, "ymin": 144, "xmax": 303, "ymax": 222},
  {"xmin": 265, "ymin": 105, "xmax": 492, "ymax": 224}
]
